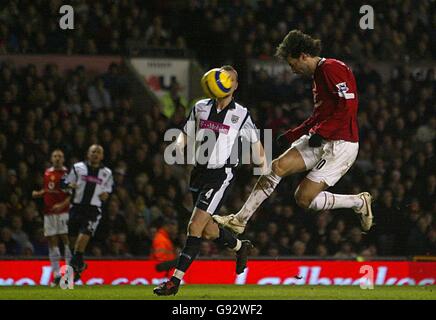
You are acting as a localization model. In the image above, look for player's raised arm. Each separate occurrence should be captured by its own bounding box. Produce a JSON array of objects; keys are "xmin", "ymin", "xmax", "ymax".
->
[{"xmin": 31, "ymin": 189, "xmax": 45, "ymax": 198}]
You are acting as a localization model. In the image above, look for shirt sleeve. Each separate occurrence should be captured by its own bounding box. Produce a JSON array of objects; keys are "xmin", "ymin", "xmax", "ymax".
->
[
  {"xmin": 61, "ymin": 165, "xmax": 78, "ymax": 187},
  {"xmin": 182, "ymin": 105, "xmax": 196, "ymax": 137},
  {"xmin": 283, "ymin": 114, "xmax": 319, "ymax": 143},
  {"xmin": 102, "ymin": 171, "xmax": 114, "ymax": 193},
  {"xmin": 240, "ymin": 114, "xmax": 260, "ymax": 143}
]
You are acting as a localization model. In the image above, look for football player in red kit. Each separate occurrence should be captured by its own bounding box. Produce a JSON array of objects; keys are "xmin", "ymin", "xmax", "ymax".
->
[
  {"xmin": 32, "ymin": 149, "xmax": 72, "ymax": 286},
  {"xmin": 214, "ymin": 30, "xmax": 373, "ymax": 235}
]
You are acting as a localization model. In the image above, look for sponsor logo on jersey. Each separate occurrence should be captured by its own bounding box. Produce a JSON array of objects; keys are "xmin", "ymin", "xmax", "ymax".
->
[
  {"xmin": 199, "ymin": 119, "xmax": 230, "ymax": 134},
  {"xmin": 81, "ymin": 176, "xmax": 103, "ymax": 184}
]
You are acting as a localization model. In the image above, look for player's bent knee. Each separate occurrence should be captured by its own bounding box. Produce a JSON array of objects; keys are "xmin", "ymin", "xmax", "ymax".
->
[
  {"xmin": 294, "ymin": 189, "xmax": 312, "ymax": 210},
  {"xmin": 187, "ymin": 220, "xmax": 203, "ymax": 236},
  {"xmin": 271, "ymin": 159, "xmax": 286, "ymax": 177},
  {"xmin": 201, "ymin": 231, "xmax": 215, "ymax": 240}
]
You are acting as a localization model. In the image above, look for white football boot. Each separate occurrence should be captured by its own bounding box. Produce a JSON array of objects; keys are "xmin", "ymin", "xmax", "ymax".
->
[
  {"xmin": 212, "ymin": 214, "xmax": 246, "ymax": 235},
  {"xmin": 354, "ymin": 192, "xmax": 374, "ymax": 232}
]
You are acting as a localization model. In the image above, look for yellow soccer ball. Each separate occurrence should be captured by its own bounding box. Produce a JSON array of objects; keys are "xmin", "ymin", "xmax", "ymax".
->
[{"xmin": 200, "ymin": 68, "xmax": 233, "ymax": 98}]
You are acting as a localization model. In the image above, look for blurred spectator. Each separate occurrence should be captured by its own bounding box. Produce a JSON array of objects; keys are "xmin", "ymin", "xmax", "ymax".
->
[
  {"xmin": 87, "ymin": 77, "xmax": 112, "ymax": 111},
  {"xmin": 150, "ymin": 218, "xmax": 178, "ymax": 261}
]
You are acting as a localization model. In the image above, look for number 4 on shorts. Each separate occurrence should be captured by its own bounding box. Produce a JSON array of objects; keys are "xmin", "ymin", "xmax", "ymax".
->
[{"xmin": 205, "ymin": 189, "xmax": 214, "ymax": 199}]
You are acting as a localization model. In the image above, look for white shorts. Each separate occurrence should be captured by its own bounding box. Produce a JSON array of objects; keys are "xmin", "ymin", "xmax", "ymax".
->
[
  {"xmin": 291, "ymin": 134, "xmax": 359, "ymax": 186},
  {"xmin": 44, "ymin": 212, "xmax": 69, "ymax": 237}
]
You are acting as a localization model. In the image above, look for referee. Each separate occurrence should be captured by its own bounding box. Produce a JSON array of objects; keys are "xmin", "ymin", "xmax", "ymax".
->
[
  {"xmin": 62, "ymin": 144, "xmax": 113, "ymax": 281},
  {"xmin": 154, "ymin": 65, "xmax": 267, "ymax": 296}
]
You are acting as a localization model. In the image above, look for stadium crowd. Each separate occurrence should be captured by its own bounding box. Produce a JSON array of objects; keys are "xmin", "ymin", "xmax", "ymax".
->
[
  {"xmin": 0, "ymin": 0, "xmax": 435, "ymax": 259},
  {"xmin": 0, "ymin": 58, "xmax": 434, "ymax": 259},
  {"xmin": 0, "ymin": 0, "xmax": 435, "ymax": 64}
]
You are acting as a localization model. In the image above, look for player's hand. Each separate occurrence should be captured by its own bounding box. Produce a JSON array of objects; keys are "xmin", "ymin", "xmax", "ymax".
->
[
  {"xmin": 68, "ymin": 183, "xmax": 78, "ymax": 189},
  {"xmin": 308, "ymin": 133, "xmax": 323, "ymax": 148},
  {"xmin": 52, "ymin": 203, "xmax": 65, "ymax": 213},
  {"xmin": 99, "ymin": 192, "xmax": 109, "ymax": 202},
  {"xmin": 32, "ymin": 190, "xmax": 44, "ymax": 198}
]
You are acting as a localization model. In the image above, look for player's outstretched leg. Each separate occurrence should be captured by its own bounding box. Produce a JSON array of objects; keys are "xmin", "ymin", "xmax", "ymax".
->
[
  {"xmin": 297, "ymin": 178, "xmax": 374, "ymax": 232},
  {"xmin": 214, "ymin": 148, "xmax": 306, "ymax": 234},
  {"xmin": 307, "ymin": 191, "xmax": 374, "ymax": 231},
  {"xmin": 213, "ymin": 171, "xmax": 282, "ymax": 234}
]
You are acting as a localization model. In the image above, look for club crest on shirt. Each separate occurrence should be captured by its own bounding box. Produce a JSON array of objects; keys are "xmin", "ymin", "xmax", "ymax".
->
[{"xmin": 231, "ymin": 115, "xmax": 239, "ymax": 123}]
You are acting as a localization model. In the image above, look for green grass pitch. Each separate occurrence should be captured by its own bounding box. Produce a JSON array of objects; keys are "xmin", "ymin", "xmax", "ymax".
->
[{"xmin": 0, "ymin": 285, "xmax": 435, "ymax": 300}]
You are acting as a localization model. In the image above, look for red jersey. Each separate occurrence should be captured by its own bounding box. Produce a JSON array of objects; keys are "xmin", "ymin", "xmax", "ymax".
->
[
  {"xmin": 284, "ymin": 58, "xmax": 359, "ymax": 142},
  {"xmin": 43, "ymin": 167, "xmax": 70, "ymax": 215}
]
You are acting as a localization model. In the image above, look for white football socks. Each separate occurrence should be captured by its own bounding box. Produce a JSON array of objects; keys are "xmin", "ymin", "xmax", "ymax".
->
[
  {"xmin": 64, "ymin": 244, "xmax": 72, "ymax": 265},
  {"xmin": 173, "ymin": 269, "xmax": 185, "ymax": 281},
  {"xmin": 308, "ymin": 191, "xmax": 364, "ymax": 211},
  {"xmin": 48, "ymin": 246, "xmax": 61, "ymax": 278},
  {"xmin": 235, "ymin": 171, "xmax": 282, "ymax": 223}
]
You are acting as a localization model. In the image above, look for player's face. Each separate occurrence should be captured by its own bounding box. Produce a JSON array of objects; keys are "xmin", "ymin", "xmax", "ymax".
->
[
  {"xmin": 287, "ymin": 55, "xmax": 311, "ymax": 77},
  {"xmin": 51, "ymin": 151, "xmax": 64, "ymax": 168},
  {"xmin": 88, "ymin": 145, "xmax": 104, "ymax": 164}
]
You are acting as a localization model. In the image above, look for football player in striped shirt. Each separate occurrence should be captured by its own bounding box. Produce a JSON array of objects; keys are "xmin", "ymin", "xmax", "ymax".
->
[{"xmin": 154, "ymin": 66, "xmax": 268, "ymax": 296}]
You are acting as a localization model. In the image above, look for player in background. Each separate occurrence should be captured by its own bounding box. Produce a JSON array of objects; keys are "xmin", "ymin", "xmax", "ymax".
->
[
  {"xmin": 154, "ymin": 66, "xmax": 268, "ymax": 296},
  {"xmin": 62, "ymin": 145, "xmax": 113, "ymax": 282},
  {"xmin": 214, "ymin": 30, "xmax": 374, "ymax": 235},
  {"xmin": 32, "ymin": 149, "xmax": 72, "ymax": 286}
]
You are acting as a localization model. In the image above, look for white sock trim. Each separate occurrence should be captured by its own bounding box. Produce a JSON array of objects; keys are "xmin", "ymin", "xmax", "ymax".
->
[
  {"xmin": 309, "ymin": 192, "xmax": 364, "ymax": 211},
  {"xmin": 173, "ymin": 269, "xmax": 185, "ymax": 280},
  {"xmin": 233, "ymin": 239, "xmax": 242, "ymax": 251}
]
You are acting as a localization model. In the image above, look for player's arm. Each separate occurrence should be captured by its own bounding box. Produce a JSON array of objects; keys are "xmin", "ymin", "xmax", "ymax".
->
[
  {"xmin": 277, "ymin": 114, "xmax": 319, "ymax": 144},
  {"xmin": 251, "ymin": 140, "xmax": 269, "ymax": 175},
  {"xmin": 309, "ymin": 63, "xmax": 356, "ymax": 145},
  {"xmin": 240, "ymin": 113, "xmax": 269, "ymax": 173},
  {"xmin": 52, "ymin": 196, "xmax": 71, "ymax": 213},
  {"xmin": 99, "ymin": 171, "xmax": 113, "ymax": 202},
  {"xmin": 31, "ymin": 189, "xmax": 45, "ymax": 198}
]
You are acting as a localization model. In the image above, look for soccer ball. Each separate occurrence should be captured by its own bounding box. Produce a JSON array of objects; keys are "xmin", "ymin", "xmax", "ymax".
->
[{"xmin": 200, "ymin": 68, "xmax": 233, "ymax": 98}]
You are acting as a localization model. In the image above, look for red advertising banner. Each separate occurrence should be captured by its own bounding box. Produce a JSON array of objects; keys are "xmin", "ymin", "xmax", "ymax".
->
[{"xmin": 0, "ymin": 260, "xmax": 434, "ymax": 286}]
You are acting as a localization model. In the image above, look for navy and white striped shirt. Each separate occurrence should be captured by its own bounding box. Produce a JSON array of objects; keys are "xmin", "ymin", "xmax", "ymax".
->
[
  {"xmin": 63, "ymin": 161, "xmax": 113, "ymax": 208},
  {"xmin": 183, "ymin": 98, "xmax": 259, "ymax": 169}
]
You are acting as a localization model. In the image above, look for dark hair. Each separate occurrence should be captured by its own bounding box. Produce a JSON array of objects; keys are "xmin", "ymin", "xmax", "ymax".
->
[
  {"xmin": 220, "ymin": 65, "xmax": 238, "ymax": 80},
  {"xmin": 275, "ymin": 30, "xmax": 322, "ymax": 59}
]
